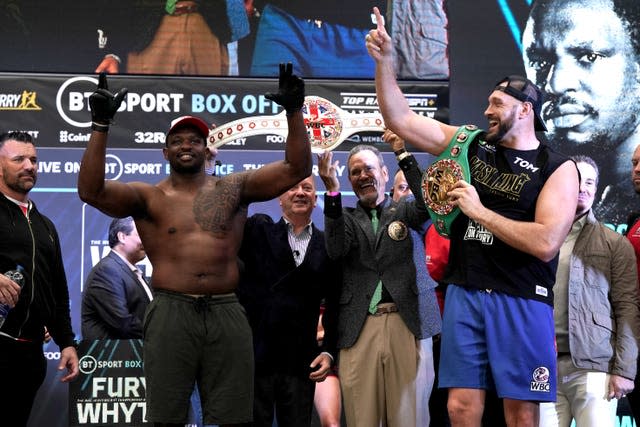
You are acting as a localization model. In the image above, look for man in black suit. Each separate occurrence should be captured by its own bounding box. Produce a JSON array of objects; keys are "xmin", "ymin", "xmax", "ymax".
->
[
  {"xmin": 237, "ymin": 175, "xmax": 340, "ymax": 427},
  {"xmin": 81, "ymin": 216, "xmax": 152, "ymax": 340}
]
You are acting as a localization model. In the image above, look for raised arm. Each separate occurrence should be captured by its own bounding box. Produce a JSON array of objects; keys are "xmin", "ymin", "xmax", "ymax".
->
[
  {"xmin": 366, "ymin": 7, "xmax": 456, "ymax": 156},
  {"xmin": 242, "ymin": 63, "xmax": 312, "ymax": 202},
  {"xmin": 77, "ymin": 74, "xmax": 147, "ymax": 217}
]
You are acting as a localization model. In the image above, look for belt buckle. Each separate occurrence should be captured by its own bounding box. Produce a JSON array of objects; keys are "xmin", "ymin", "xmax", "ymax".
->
[{"xmin": 373, "ymin": 303, "xmax": 397, "ymax": 316}]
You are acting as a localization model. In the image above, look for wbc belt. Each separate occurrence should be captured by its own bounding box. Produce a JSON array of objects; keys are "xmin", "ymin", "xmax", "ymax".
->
[
  {"xmin": 421, "ymin": 125, "xmax": 482, "ymax": 237},
  {"xmin": 207, "ymin": 96, "xmax": 385, "ymax": 153}
]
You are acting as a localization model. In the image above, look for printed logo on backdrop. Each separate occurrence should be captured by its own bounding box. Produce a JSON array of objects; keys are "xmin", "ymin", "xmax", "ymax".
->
[
  {"xmin": 70, "ymin": 340, "xmax": 150, "ymax": 427},
  {"xmin": 339, "ymin": 92, "xmax": 438, "ymax": 118},
  {"xmin": 56, "ymin": 76, "xmax": 186, "ymax": 128},
  {"xmin": 0, "ymin": 89, "xmax": 42, "ymax": 111}
]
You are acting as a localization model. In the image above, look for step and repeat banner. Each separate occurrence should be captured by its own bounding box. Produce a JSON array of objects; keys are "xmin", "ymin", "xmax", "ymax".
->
[{"xmin": 1, "ymin": 72, "xmax": 445, "ymax": 426}]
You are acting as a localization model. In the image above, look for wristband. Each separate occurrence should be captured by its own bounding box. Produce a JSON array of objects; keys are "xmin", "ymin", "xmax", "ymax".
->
[
  {"xmin": 105, "ymin": 54, "xmax": 121, "ymax": 64},
  {"xmin": 91, "ymin": 122, "xmax": 109, "ymax": 133},
  {"xmin": 393, "ymin": 148, "xmax": 407, "ymax": 156},
  {"xmin": 396, "ymin": 152, "xmax": 411, "ymax": 162},
  {"xmin": 326, "ymin": 191, "xmax": 340, "ymax": 197}
]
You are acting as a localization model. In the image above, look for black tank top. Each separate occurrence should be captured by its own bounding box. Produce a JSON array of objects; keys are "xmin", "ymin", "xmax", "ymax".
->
[{"xmin": 444, "ymin": 130, "xmax": 570, "ymax": 305}]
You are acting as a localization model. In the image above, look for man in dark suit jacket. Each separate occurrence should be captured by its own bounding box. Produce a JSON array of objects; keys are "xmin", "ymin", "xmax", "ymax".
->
[
  {"xmin": 318, "ymin": 142, "xmax": 431, "ymax": 427},
  {"xmin": 237, "ymin": 175, "xmax": 340, "ymax": 427},
  {"xmin": 82, "ymin": 216, "xmax": 151, "ymax": 340}
]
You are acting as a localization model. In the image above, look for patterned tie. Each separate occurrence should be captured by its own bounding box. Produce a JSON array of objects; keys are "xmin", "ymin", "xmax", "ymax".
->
[{"xmin": 368, "ymin": 209, "xmax": 383, "ymax": 314}]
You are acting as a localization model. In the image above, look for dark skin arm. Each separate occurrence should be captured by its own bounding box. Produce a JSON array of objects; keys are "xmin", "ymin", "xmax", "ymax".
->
[
  {"xmin": 77, "ymin": 73, "xmax": 144, "ymax": 217},
  {"xmin": 78, "ymin": 64, "xmax": 311, "ymax": 215},
  {"xmin": 241, "ymin": 109, "xmax": 311, "ymax": 203},
  {"xmin": 241, "ymin": 63, "xmax": 311, "ymax": 202}
]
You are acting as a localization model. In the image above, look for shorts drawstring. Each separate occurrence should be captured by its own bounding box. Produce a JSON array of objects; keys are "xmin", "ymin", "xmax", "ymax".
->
[{"xmin": 194, "ymin": 297, "xmax": 210, "ymax": 334}]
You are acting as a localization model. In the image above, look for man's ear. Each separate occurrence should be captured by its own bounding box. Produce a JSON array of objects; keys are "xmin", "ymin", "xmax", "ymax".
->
[
  {"xmin": 382, "ymin": 165, "xmax": 389, "ymax": 183},
  {"xmin": 521, "ymin": 101, "xmax": 534, "ymax": 122}
]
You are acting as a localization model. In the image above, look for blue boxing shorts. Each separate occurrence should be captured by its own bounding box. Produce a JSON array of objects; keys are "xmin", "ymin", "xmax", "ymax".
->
[{"xmin": 438, "ymin": 284, "xmax": 556, "ymax": 402}]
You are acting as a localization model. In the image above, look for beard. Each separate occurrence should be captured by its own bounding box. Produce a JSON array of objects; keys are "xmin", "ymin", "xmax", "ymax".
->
[
  {"xmin": 485, "ymin": 107, "xmax": 516, "ymax": 143},
  {"xmin": 485, "ymin": 121, "xmax": 509, "ymax": 143},
  {"xmin": 4, "ymin": 172, "xmax": 37, "ymax": 195}
]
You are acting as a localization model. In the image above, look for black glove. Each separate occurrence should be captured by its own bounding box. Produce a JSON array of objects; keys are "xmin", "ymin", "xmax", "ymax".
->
[
  {"xmin": 89, "ymin": 72, "xmax": 128, "ymax": 132},
  {"xmin": 265, "ymin": 63, "xmax": 305, "ymax": 115}
]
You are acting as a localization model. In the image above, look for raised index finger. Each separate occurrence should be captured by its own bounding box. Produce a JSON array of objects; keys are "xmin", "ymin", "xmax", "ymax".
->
[
  {"xmin": 373, "ymin": 6, "xmax": 386, "ymax": 35},
  {"xmin": 97, "ymin": 72, "xmax": 108, "ymax": 90}
]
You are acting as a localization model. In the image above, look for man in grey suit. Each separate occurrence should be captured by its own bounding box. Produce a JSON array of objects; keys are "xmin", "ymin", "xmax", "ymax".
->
[
  {"xmin": 318, "ymin": 139, "xmax": 434, "ymax": 427},
  {"xmin": 82, "ymin": 216, "xmax": 152, "ymax": 340}
]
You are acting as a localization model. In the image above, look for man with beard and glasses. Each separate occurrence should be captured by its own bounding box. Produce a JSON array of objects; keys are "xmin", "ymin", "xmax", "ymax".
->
[
  {"xmin": 0, "ymin": 131, "xmax": 79, "ymax": 426},
  {"xmin": 77, "ymin": 64, "xmax": 312, "ymax": 427},
  {"xmin": 522, "ymin": 0, "xmax": 640, "ymax": 229},
  {"xmin": 366, "ymin": 7, "xmax": 579, "ymax": 427}
]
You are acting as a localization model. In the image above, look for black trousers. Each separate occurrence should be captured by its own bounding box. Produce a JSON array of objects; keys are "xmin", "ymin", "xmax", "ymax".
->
[
  {"xmin": 252, "ymin": 371, "xmax": 315, "ymax": 427},
  {"xmin": 0, "ymin": 337, "xmax": 47, "ymax": 427}
]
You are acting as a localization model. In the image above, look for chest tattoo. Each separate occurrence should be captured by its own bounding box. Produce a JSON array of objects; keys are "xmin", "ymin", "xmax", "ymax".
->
[{"xmin": 193, "ymin": 176, "xmax": 243, "ymax": 233}]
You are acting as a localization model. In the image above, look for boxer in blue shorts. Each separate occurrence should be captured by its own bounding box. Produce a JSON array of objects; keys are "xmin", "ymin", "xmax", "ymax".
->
[{"xmin": 367, "ymin": 8, "xmax": 580, "ymax": 425}]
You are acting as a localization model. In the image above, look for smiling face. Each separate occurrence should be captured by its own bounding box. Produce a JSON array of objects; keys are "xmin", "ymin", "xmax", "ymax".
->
[
  {"xmin": 483, "ymin": 89, "xmax": 522, "ymax": 142},
  {"xmin": 279, "ymin": 176, "xmax": 317, "ymax": 221},
  {"xmin": 163, "ymin": 126, "xmax": 207, "ymax": 174},
  {"xmin": 347, "ymin": 148, "xmax": 389, "ymax": 208},
  {"xmin": 576, "ymin": 160, "xmax": 598, "ymax": 216},
  {"xmin": 522, "ymin": 0, "xmax": 640, "ymax": 152},
  {"xmin": 0, "ymin": 139, "xmax": 38, "ymax": 199}
]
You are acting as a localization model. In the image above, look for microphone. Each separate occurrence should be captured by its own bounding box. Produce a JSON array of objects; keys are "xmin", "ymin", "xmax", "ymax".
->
[{"xmin": 293, "ymin": 250, "xmax": 300, "ymax": 257}]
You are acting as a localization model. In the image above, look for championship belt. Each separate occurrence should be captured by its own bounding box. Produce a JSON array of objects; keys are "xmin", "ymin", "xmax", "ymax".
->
[
  {"xmin": 207, "ymin": 96, "xmax": 385, "ymax": 153},
  {"xmin": 421, "ymin": 125, "xmax": 482, "ymax": 237}
]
